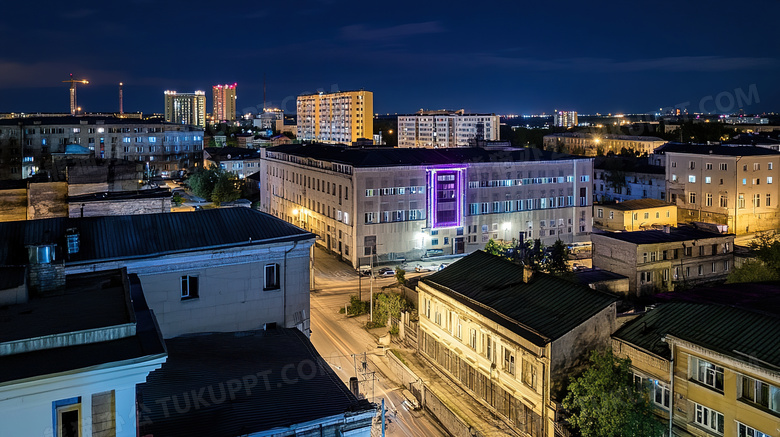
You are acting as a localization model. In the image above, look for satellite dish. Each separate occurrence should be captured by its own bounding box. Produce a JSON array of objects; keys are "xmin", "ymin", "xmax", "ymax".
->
[{"xmin": 227, "ymin": 154, "xmax": 232, "ymax": 159}]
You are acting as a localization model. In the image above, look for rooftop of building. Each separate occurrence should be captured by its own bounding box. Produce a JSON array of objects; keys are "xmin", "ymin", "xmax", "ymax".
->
[
  {"xmin": 297, "ymin": 89, "xmax": 372, "ymax": 97},
  {"xmin": 655, "ymin": 142, "xmax": 780, "ymax": 156},
  {"xmin": 0, "ymin": 208, "xmax": 313, "ymax": 266},
  {"xmin": 593, "ymin": 156, "xmax": 666, "ymax": 175},
  {"xmin": 572, "ymin": 268, "xmax": 628, "ymax": 285},
  {"xmin": 138, "ymin": 328, "xmax": 374, "ymax": 437},
  {"xmin": 592, "ymin": 225, "xmax": 732, "ymax": 245},
  {"xmin": 599, "ymin": 199, "xmax": 674, "ymax": 211},
  {"xmin": 68, "ymin": 187, "xmax": 171, "ymax": 203},
  {"xmin": 0, "ymin": 269, "xmax": 166, "ymax": 384},
  {"xmin": 545, "ymin": 132, "xmax": 665, "ymax": 141},
  {"xmin": 724, "ymin": 133, "xmax": 780, "ymax": 146},
  {"xmin": 613, "ymin": 286, "xmax": 780, "ymax": 367},
  {"xmin": 0, "ymin": 115, "xmax": 201, "ymax": 128},
  {"xmin": 267, "ymin": 143, "xmax": 589, "ymax": 168},
  {"xmin": 204, "ymin": 146, "xmax": 263, "ymax": 161},
  {"xmin": 422, "ymin": 251, "xmax": 617, "ymax": 347}
]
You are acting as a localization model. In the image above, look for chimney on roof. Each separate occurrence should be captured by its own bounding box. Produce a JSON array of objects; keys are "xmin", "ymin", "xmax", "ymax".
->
[
  {"xmin": 523, "ymin": 265, "xmax": 534, "ymax": 283},
  {"xmin": 26, "ymin": 242, "xmax": 65, "ymax": 296}
]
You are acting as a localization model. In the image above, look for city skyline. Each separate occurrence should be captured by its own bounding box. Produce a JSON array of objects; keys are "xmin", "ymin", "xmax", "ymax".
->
[{"xmin": 2, "ymin": 0, "xmax": 779, "ymax": 115}]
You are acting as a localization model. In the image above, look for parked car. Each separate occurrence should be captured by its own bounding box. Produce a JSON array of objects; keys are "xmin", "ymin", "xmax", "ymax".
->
[
  {"xmin": 438, "ymin": 263, "xmax": 450, "ymax": 271},
  {"xmin": 377, "ymin": 267, "xmax": 395, "ymax": 277},
  {"xmin": 358, "ymin": 265, "xmax": 372, "ymax": 277},
  {"xmin": 415, "ymin": 265, "xmax": 433, "ymax": 272}
]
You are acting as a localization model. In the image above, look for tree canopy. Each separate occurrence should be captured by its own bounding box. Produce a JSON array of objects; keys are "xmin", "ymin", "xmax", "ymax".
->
[
  {"xmin": 188, "ymin": 166, "xmax": 242, "ymax": 204},
  {"xmin": 562, "ymin": 349, "xmax": 665, "ymax": 437},
  {"xmin": 482, "ymin": 238, "xmax": 570, "ymax": 276},
  {"xmin": 726, "ymin": 231, "xmax": 780, "ymax": 283}
]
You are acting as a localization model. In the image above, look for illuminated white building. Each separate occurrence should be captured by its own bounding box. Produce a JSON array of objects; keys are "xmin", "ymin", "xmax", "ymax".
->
[
  {"xmin": 164, "ymin": 90, "xmax": 206, "ymax": 128},
  {"xmin": 398, "ymin": 110, "xmax": 500, "ymax": 148}
]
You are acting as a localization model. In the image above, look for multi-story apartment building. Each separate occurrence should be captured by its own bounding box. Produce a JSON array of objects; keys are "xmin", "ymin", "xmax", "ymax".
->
[
  {"xmin": 592, "ymin": 226, "xmax": 735, "ymax": 296},
  {"xmin": 164, "ymin": 90, "xmax": 206, "ymax": 128},
  {"xmin": 0, "ymin": 116, "xmax": 204, "ymax": 179},
  {"xmin": 296, "ymin": 90, "xmax": 373, "ymax": 144},
  {"xmin": 553, "ymin": 110, "xmax": 578, "ymax": 128},
  {"xmin": 418, "ymin": 251, "xmax": 617, "ymax": 436},
  {"xmin": 593, "ymin": 156, "xmax": 666, "ymax": 202},
  {"xmin": 397, "ymin": 110, "xmax": 500, "ymax": 148},
  {"xmin": 259, "ymin": 143, "xmax": 594, "ymax": 268},
  {"xmin": 543, "ymin": 132, "xmax": 666, "ymax": 156},
  {"xmin": 613, "ymin": 294, "xmax": 780, "ymax": 437},
  {"xmin": 203, "ymin": 146, "xmax": 262, "ymax": 179},
  {"xmin": 212, "ymin": 83, "xmax": 237, "ymax": 123},
  {"xmin": 659, "ymin": 143, "xmax": 780, "ymax": 235},
  {"xmin": 594, "ymin": 199, "xmax": 677, "ymax": 232}
]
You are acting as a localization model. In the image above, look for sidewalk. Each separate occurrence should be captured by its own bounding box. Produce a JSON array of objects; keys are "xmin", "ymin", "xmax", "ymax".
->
[{"xmin": 357, "ymin": 322, "xmax": 520, "ymax": 436}]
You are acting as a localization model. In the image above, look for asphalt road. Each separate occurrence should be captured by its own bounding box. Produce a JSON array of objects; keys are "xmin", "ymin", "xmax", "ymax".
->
[{"xmin": 309, "ymin": 248, "xmax": 448, "ymax": 437}]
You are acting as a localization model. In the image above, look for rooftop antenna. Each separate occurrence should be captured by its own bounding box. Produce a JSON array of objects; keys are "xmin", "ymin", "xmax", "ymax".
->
[{"xmin": 119, "ymin": 82, "xmax": 124, "ymax": 115}]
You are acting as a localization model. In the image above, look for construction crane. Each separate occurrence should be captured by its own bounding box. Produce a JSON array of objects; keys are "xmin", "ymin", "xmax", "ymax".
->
[{"xmin": 62, "ymin": 74, "xmax": 88, "ymax": 115}]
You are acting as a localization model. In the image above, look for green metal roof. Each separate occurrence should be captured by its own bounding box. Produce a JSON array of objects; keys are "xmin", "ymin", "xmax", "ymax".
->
[
  {"xmin": 613, "ymin": 301, "xmax": 780, "ymax": 370},
  {"xmin": 422, "ymin": 251, "xmax": 617, "ymax": 347}
]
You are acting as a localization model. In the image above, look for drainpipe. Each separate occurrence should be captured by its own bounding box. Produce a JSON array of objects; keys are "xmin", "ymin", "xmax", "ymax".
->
[
  {"xmin": 283, "ymin": 240, "xmax": 299, "ymax": 330},
  {"xmin": 665, "ymin": 335, "xmax": 674, "ymax": 436}
]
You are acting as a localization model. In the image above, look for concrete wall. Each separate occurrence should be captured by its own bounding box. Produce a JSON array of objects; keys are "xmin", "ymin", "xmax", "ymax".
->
[
  {"xmin": 589, "ymin": 277, "xmax": 630, "ymax": 295},
  {"xmin": 65, "ymin": 241, "xmax": 314, "ymax": 339},
  {"xmin": 549, "ymin": 303, "xmax": 616, "ymax": 395},
  {"xmin": 0, "ymin": 188, "xmax": 27, "ymax": 222},
  {"xmin": 68, "ymin": 198, "xmax": 171, "ymax": 218},
  {"xmin": 27, "ymin": 182, "xmax": 69, "ymax": 219}
]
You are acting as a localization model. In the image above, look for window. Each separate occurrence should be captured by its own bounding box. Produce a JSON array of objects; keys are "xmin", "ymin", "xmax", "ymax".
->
[
  {"xmin": 597, "ymin": 208, "xmax": 603, "ymax": 218},
  {"xmin": 743, "ymin": 178, "xmax": 747, "ymax": 185},
  {"xmin": 706, "ymin": 163, "xmax": 713, "ymax": 170},
  {"xmin": 738, "ymin": 423, "xmax": 771, "ymax": 437},
  {"xmin": 689, "ymin": 161, "xmax": 695, "ymax": 169},
  {"xmin": 724, "ymin": 260, "xmax": 730, "ymax": 271},
  {"xmin": 691, "ymin": 356, "xmax": 724, "ymax": 391},
  {"xmin": 91, "ymin": 391, "xmax": 116, "ymax": 436},
  {"xmin": 689, "ymin": 175, "xmax": 696, "ymax": 183},
  {"xmin": 694, "ymin": 403, "xmax": 724, "ymax": 434},
  {"xmin": 504, "ymin": 349, "xmax": 515, "ymax": 375},
  {"xmin": 705, "ymin": 176, "xmax": 711, "ymax": 184},
  {"xmin": 767, "ymin": 194, "xmax": 771, "ymax": 207},
  {"xmin": 768, "ymin": 177, "xmax": 773, "ymax": 184},
  {"xmin": 754, "ymin": 194, "xmax": 761, "ymax": 208},
  {"xmin": 469, "ymin": 329, "xmax": 477, "ymax": 349},
  {"xmin": 652, "ymin": 380, "xmax": 670, "ymax": 409},
  {"xmin": 55, "ymin": 397, "xmax": 81, "ymax": 437},
  {"xmin": 720, "ymin": 195, "xmax": 728, "ymax": 208},
  {"xmin": 522, "ymin": 358, "xmax": 537, "ymax": 389},
  {"xmin": 740, "ymin": 375, "xmax": 780, "ymax": 414},
  {"xmin": 754, "ymin": 163, "xmax": 761, "ymax": 171},
  {"xmin": 181, "ymin": 275, "xmax": 199, "ymax": 299},
  {"xmin": 264, "ymin": 263, "xmax": 280, "ymax": 290},
  {"xmin": 609, "ymin": 211, "xmax": 614, "ymax": 219},
  {"xmin": 739, "ymin": 194, "xmax": 746, "ymax": 209},
  {"xmin": 720, "ymin": 163, "xmax": 727, "ymax": 171},
  {"xmin": 644, "ymin": 212, "xmax": 649, "ymax": 219},
  {"xmin": 689, "ymin": 192, "xmax": 696, "ymax": 204},
  {"xmin": 706, "ymin": 193, "xmax": 713, "ymax": 206}
]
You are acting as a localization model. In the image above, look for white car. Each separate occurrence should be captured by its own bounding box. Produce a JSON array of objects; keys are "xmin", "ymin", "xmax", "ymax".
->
[
  {"xmin": 415, "ymin": 265, "xmax": 433, "ymax": 272},
  {"xmin": 377, "ymin": 268, "xmax": 395, "ymax": 277}
]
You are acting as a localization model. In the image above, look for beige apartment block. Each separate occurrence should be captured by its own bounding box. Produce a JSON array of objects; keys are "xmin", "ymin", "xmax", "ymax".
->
[
  {"xmin": 592, "ymin": 226, "xmax": 735, "ymax": 296},
  {"xmin": 397, "ymin": 110, "xmax": 500, "ymax": 148},
  {"xmin": 594, "ymin": 198, "xmax": 677, "ymax": 231},
  {"xmin": 660, "ymin": 143, "xmax": 780, "ymax": 235},
  {"xmin": 543, "ymin": 132, "xmax": 666, "ymax": 156},
  {"xmin": 296, "ymin": 90, "xmax": 373, "ymax": 144}
]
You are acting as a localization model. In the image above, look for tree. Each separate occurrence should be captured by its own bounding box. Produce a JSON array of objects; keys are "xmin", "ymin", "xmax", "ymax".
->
[
  {"xmin": 544, "ymin": 240, "xmax": 571, "ymax": 275},
  {"xmin": 726, "ymin": 232, "xmax": 780, "ymax": 283},
  {"xmin": 484, "ymin": 239, "xmax": 512, "ymax": 257},
  {"xmin": 211, "ymin": 171, "xmax": 241, "ymax": 203},
  {"xmin": 395, "ymin": 268, "xmax": 407, "ymax": 286},
  {"xmin": 188, "ymin": 165, "xmax": 242, "ymax": 203},
  {"xmin": 562, "ymin": 349, "xmax": 665, "ymax": 437}
]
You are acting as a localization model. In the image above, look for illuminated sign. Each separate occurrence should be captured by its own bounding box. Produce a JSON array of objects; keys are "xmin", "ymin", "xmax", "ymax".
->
[{"xmin": 427, "ymin": 166, "xmax": 465, "ymax": 229}]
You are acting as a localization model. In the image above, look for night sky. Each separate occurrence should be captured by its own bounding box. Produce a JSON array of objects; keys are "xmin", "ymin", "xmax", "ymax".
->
[{"xmin": 2, "ymin": 0, "xmax": 779, "ymax": 116}]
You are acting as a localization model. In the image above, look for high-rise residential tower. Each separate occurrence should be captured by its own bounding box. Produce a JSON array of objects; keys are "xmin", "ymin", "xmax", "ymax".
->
[
  {"xmin": 164, "ymin": 91, "xmax": 206, "ymax": 128},
  {"xmin": 553, "ymin": 110, "xmax": 578, "ymax": 127},
  {"xmin": 296, "ymin": 90, "xmax": 373, "ymax": 145},
  {"xmin": 212, "ymin": 83, "xmax": 237, "ymax": 123}
]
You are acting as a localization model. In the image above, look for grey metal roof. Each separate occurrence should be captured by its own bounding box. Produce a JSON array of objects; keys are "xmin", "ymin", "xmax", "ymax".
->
[
  {"xmin": 593, "ymin": 225, "xmax": 731, "ymax": 245},
  {"xmin": 0, "ymin": 208, "xmax": 313, "ymax": 266},
  {"xmin": 656, "ymin": 142, "xmax": 780, "ymax": 156},
  {"xmin": 268, "ymin": 143, "xmax": 590, "ymax": 168},
  {"xmin": 613, "ymin": 300, "xmax": 780, "ymax": 369},
  {"xmin": 422, "ymin": 251, "xmax": 617, "ymax": 346},
  {"xmin": 138, "ymin": 329, "xmax": 374, "ymax": 437},
  {"xmin": 0, "ymin": 270, "xmax": 166, "ymax": 384}
]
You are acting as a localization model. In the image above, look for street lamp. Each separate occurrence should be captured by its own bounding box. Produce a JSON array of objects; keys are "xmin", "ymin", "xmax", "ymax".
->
[{"xmin": 502, "ymin": 222, "xmax": 511, "ymax": 242}]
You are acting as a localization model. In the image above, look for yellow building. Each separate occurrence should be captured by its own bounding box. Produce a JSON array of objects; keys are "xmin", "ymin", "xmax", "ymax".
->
[
  {"xmin": 418, "ymin": 251, "xmax": 617, "ymax": 436},
  {"xmin": 296, "ymin": 90, "xmax": 373, "ymax": 145},
  {"xmin": 613, "ymin": 296, "xmax": 780, "ymax": 436},
  {"xmin": 595, "ymin": 199, "xmax": 677, "ymax": 231},
  {"xmin": 212, "ymin": 83, "xmax": 237, "ymax": 123}
]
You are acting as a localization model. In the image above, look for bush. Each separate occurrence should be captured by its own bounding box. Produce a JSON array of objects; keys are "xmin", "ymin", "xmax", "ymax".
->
[{"xmin": 346, "ymin": 295, "xmax": 369, "ymax": 316}]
